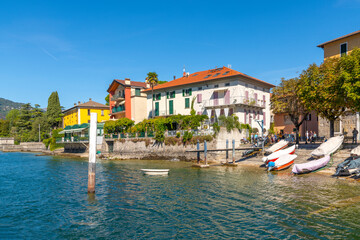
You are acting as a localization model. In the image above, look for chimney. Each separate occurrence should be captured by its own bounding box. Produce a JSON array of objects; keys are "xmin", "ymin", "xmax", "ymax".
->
[
  {"xmin": 74, "ymin": 103, "xmax": 76, "ymax": 106},
  {"xmin": 146, "ymin": 83, "xmax": 150, "ymax": 88},
  {"xmin": 125, "ymin": 78, "xmax": 131, "ymax": 85},
  {"xmin": 78, "ymin": 101, "xmax": 81, "ymax": 104},
  {"xmin": 173, "ymin": 75, "xmax": 176, "ymax": 80},
  {"xmin": 89, "ymin": 98, "xmax": 92, "ymax": 101},
  {"xmin": 183, "ymin": 72, "xmax": 186, "ymax": 77}
]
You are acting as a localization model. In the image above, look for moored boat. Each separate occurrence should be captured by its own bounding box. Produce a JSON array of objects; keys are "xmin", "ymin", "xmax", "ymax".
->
[
  {"xmin": 350, "ymin": 145, "xmax": 360, "ymax": 158},
  {"xmin": 262, "ymin": 145, "xmax": 295, "ymax": 164},
  {"xmin": 141, "ymin": 169, "xmax": 170, "ymax": 175},
  {"xmin": 265, "ymin": 140, "xmax": 289, "ymax": 154},
  {"xmin": 268, "ymin": 154, "xmax": 297, "ymax": 171},
  {"xmin": 311, "ymin": 136, "xmax": 343, "ymax": 158},
  {"xmin": 334, "ymin": 158, "xmax": 360, "ymax": 176},
  {"xmin": 292, "ymin": 155, "xmax": 330, "ymax": 174}
]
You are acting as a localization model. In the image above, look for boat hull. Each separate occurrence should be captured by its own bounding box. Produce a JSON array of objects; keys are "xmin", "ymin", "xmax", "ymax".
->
[
  {"xmin": 141, "ymin": 169, "xmax": 169, "ymax": 175},
  {"xmin": 292, "ymin": 155, "xmax": 330, "ymax": 174}
]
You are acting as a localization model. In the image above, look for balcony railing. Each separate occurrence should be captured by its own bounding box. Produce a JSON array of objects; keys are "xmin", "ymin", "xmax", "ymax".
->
[
  {"xmin": 112, "ymin": 105, "xmax": 125, "ymax": 113},
  {"xmin": 111, "ymin": 92, "xmax": 125, "ymax": 101},
  {"xmin": 203, "ymin": 96, "xmax": 266, "ymax": 109}
]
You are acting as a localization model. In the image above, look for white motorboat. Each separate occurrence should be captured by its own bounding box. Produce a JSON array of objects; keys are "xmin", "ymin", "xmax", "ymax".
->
[
  {"xmin": 141, "ymin": 169, "xmax": 170, "ymax": 175},
  {"xmin": 311, "ymin": 135, "xmax": 344, "ymax": 158},
  {"xmin": 265, "ymin": 140, "xmax": 289, "ymax": 154}
]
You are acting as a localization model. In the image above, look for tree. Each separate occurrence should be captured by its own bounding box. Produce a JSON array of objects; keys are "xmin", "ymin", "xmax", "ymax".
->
[
  {"xmin": 271, "ymin": 77, "xmax": 309, "ymax": 144},
  {"xmin": 146, "ymin": 72, "xmax": 158, "ymax": 118},
  {"xmin": 0, "ymin": 119, "xmax": 10, "ymax": 137},
  {"xmin": 46, "ymin": 92, "xmax": 62, "ymax": 129},
  {"xmin": 298, "ymin": 59, "xmax": 348, "ymax": 137},
  {"xmin": 6, "ymin": 109, "xmax": 19, "ymax": 135},
  {"xmin": 339, "ymin": 48, "xmax": 360, "ymax": 111},
  {"xmin": 105, "ymin": 94, "xmax": 109, "ymax": 106}
]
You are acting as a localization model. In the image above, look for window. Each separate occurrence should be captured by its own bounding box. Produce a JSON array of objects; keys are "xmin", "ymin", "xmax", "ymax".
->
[
  {"xmin": 245, "ymin": 83, "xmax": 248, "ymax": 87},
  {"xmin": 307, "ymin": 114, "xmax": 311, "ymax": 121},
  {"xmin": 198, "ymin": 87, "xmax": 202, "ymax": 90},
  {"xmin": 183, "ymin": 88, "xmax": 192, "ymax": 96},
  {"xmin": 340, "ymin": 43, "xmax": 347, "ymax": 57},
  {"xmin": 167, "ymin": 91, "xmax": 175, "ymax": 99},
  {"xmin": 204, "ymin": 74, "xmax": 212, "ymax": 79},
  {"xmin": 135, "ymin": 88, "xmax": 141, "ymax": 96},
  {"xmin": 214, "ymin": 84, "xmax": 219, "ymax": 88},
  {"xmin": 225, "ymin": 83, "xmax": 230, "ymax": 87},
  {"xmin": 197, "ymin": 93, "xmax": 202, "ymax": 103},
  {"xmin": 153, "ymin": 93, "xmax": 161, "ymax": 100},
  {"xmin": 223, "ymin": 71, "xmax": 230, "ymax": 75},
  {"xmin": 192, "ymin": 74, "xmax": 198, "ymax": 77},
  {"xmin": 88, "ymin": 109, "xmax": 90, "ymax": 115},
  {"xmin": 101, "ymin": 110, "xmax": 104, "ymax": 116},
  {"xmin": 213, "ymin": 73, "xmax": 220, "ymax": 77},
  {"xmin": 185, "ymin": 98, "xmax": 190, "ymax": 108},
  {"xmin": 254, "ymin": 86, "xmax": 257, "ymax": 90}
]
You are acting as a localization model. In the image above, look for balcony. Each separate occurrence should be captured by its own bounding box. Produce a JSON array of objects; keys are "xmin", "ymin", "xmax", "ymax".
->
[
  {"xmin": 111, "ymin": 92, "xmax": 125, "ymax": 102},
  {"xmin": 111, "ymin": 105, "xmax": 125, "ymax": 113},
  {"xmin": 203, "ymin": 96, "xmax": 266, "ymax": 109}
]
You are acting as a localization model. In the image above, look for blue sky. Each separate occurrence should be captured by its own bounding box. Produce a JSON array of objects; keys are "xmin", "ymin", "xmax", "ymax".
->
[{"xmin": 1, "ymin": 0, "xmax": 360, "ymax": 109}]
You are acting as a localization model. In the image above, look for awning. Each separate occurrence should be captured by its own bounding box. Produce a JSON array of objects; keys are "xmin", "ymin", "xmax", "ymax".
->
[
  {"xmin": 213, "ymin": 87, "xmax": 229, "ymax": 92},
  {"xmin": 224, "ymin": 108, "xmax": 229, "ymax": 116},
  {"xmin": 215, "ymin": 108, "xmax": 221, "ymax": 117}
]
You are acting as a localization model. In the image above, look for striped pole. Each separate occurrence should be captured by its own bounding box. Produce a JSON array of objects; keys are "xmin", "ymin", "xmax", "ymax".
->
[
  {"xmin": 232, "ymin": 139, "xmax": 235, "ymax": 164},
  {"xmin": 204, "ymin": 140, "xmax": 207, "ymax": 165}
]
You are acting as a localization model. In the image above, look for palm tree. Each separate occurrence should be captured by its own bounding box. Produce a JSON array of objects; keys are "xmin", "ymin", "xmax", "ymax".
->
[{"xmin": 146, "ymin": 72, "xmax": 159, "ymax": 118}]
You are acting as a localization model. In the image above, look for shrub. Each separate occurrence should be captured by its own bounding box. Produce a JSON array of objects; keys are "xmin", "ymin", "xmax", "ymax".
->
[
  {"xmin": 164, "ymin": 137, "xmax": 181, "ymax": 146},
  {"xmin": 182, "ymin": 131, "xmax": 193, "ymax": 144},
  {"xmin": 155, "ymin": 130, "xmax": 165, "ymax": 143},
  {"xmin": 176, "ymin": 132, "xmax": 181, "ymax": 138}
]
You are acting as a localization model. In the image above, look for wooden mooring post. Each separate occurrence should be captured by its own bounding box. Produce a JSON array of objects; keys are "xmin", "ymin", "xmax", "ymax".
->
[
  {"xmin": 197, "ymin": 140, "xmax": 200, "ymax": 164},
  {"xmin": 88, "ymin": 112, "xmax": 97, "ymax": 194},
  {"xmin": 232, "ymin": 139, "xmax": 235, "ymax": 164},
  {"xmin": 226, "ymin": 139, "xmax": 229, "ymax": 163}
]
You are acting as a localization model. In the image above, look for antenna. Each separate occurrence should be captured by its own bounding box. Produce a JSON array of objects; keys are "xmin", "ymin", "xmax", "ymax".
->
[{"xmin": 228, "ymin": 64, "xmax": 232, "ymax": 68}]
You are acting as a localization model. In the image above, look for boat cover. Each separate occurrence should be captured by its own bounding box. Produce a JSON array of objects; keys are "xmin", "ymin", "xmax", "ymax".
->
[
  {"xmin": 292, "ymin": 155, "xmax": 330, "ymax": 174},
  {"xmin": 266, "ymin": 140, "xmax": 289, "ymax": 154},
  {"xmin": 273, "ymin": 154, "xmax": 297, "ymax": 168},
  {"xmin": 334, "ymin": 158, "xmax": 360, "ymax": 176},
  {"xmin": 351, "ymin": 145, "xmax": 360, "ymax": 157},
  {"xmin": 311, "ymin": 135, "xmax": 344, "ymax": 158}
]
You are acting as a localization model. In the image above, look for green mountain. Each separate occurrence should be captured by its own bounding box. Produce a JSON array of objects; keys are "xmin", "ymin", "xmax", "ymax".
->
[{"xmin": 0, "ymin": 98, "xmax": 24, "ymax": 119}]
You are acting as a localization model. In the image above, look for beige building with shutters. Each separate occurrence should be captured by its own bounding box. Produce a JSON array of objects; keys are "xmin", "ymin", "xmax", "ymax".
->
[{"xmin": 143, "ymin": 66, "xmax": 275, "ymax": 132}]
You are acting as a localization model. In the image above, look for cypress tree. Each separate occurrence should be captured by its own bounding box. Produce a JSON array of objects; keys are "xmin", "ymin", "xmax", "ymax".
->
[{"xmin": 46, "ymin": 91, "xmax": 62, "ymax": 129}]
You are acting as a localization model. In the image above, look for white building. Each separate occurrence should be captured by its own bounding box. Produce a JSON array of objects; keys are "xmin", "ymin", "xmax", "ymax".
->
[{"xmin": 143, "ymin": 67, "xmax": 275, "ymax": 131}]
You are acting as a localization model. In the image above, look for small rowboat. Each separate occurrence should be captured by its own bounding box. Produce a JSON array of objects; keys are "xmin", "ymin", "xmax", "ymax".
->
[
  {"xmin": 311, "ymin": 135, "xmax": 343, "ymax": 158},
  {"xmin": 265, "ymin": 140, "xmax": 289, "ymax": 154},
  {"xmin": 292, "ymin": 155, "xmax": 330, "ymax": 174},
  {"xmin": 268, "ymin": 154, "xmax": 297, "ymax": 171},
  {"xmin": 262, "ymin": 145, "xmax": 295, "ymax": 164},
  {"xmin": 141, "ymin": 169, "xmax": 170, "ymax": 175}
]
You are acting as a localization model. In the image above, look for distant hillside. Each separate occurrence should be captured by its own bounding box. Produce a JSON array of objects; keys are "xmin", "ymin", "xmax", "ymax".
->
[{"xmin": 0, "ymin": 98, "xmax": 24, "ymax": 119}]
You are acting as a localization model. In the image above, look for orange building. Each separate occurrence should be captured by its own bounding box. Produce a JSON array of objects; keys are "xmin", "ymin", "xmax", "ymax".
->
[
  {"xmin": 273, "ymin": 111, "xmax": 318, "ymax": 139},
  {"xmin": 107, "ymin": 78, "xmax": 149, "ymax": 123}
]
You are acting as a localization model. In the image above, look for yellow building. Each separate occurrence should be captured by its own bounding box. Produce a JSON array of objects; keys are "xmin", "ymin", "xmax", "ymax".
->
[
  {"xmin": 62, "ymin": 99, "xmax": 110, "ymax": 128},
  {"xmin": 317, "ymin": 30, "xmax": 360, "ymax": 59}
]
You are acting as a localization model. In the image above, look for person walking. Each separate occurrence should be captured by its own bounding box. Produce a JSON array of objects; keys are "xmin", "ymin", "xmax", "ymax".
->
[{"xmin": 352, "ymin": 128, "xmax": 359, "ymax": 144}]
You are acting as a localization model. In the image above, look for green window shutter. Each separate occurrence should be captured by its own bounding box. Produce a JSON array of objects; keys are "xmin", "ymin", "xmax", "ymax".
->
[
  {"xmin": 171, "ymin": 91, "xmax": 175, "ymax": 98},
  {"xmin": 153, "ymin": 94, "xmax": 155, "ymax": 101},
  {"xmin": 155, "ymin": 102, "xmax": 159, "ymax": 116},
  {"xmin": 189, "ymin": 88, "xmax": 192, "ymax": 96},
  {"xmin": 169, "ymin": 100, "xmax": 174, "ymax": 114},
  {"xmin": 157, "ymin": 93, "xmax": 161, "ymax": 100},
  {"xmin": 185, "ymin": 98, "xmax": 190, "ymax": 108},
  {"xmin": 167, "ymin": 92, "xmax": 169, "ymax": 99},
  {"xmin": 182, "ymin": 89, "xmax": 185, "ymax": 96},
  {"xmin": 135, "ymin": 89, "xmax": 140, "ymax": 96}
]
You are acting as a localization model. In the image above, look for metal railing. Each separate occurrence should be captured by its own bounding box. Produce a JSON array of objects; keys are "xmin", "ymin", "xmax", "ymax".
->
[
  {"xmin": 203, "ymin": 96, "xmax": 266, "ymax": 109},
  {"xmin": 111, "ymin": 92, "xmax": 125, "ymax": 101},
  {"xmin": 112, "ymin": 105, "xmax": 125, "ymax": 113}
]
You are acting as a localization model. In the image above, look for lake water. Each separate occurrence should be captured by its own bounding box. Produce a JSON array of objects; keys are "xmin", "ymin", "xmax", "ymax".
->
[{"xmin": 1, "ymin": 152, "xmax": 360, "ymax": 239}]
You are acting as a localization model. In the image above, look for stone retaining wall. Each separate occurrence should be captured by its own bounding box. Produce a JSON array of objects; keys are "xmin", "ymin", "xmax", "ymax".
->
[{"xmin": 2, "ymin": 142, "xmax": 46, "ymax": 152}]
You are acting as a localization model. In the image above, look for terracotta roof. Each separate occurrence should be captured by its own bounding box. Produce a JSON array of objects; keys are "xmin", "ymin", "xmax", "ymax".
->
[
  {"xmin": 107, "ymin": 79, "xmax": 148, "ymax": 93},
  {"xmin": 317, "ymin": 30, "xmax": 360, "ymax": 48},
  {"xmin": 114, "ymin": 79, "xmax": 147, "ymax": 88},
  {"xmin": 63, "ymin": 100, "xmax": 109, "ymax": 113},
  {"xmin": 143, "ymin": 66, "xmax": 274, "ymax": 92}
]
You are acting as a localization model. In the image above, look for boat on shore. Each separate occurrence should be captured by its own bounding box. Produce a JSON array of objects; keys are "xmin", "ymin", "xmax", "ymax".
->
[
  {"xmin": 262, "ymin": 145, "xmax": 295, "ymax": 164},
  {"xmin": 292, "ymin": 155, "xmax": 330, "ymax": 174},
  {"xmin": 141, "ymin": 169, "xmax": 170, "ymax": 175},
  {"xmin": 334, "ymin": 158, "xmax": 360, "ymax": 176},
  {"xmin": 350, "ymin": 145, "xmax": 360, "ymax": 158},
  {"xmin": 268, "ymin": 154, "xmax": 297, "ymax": 171},
  {"xmin": 265, "ymin": 140, "xmax": 289, "ymax": 154},
  {"xmin": 311, "ymin": 135, "xmax": 343, "ymax": 158}
]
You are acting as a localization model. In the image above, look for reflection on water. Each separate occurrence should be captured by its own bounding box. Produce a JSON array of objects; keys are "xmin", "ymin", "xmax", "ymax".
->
[{"xmin": 1, "ymin": 152, "xmax": 360, "ymax": 239}]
